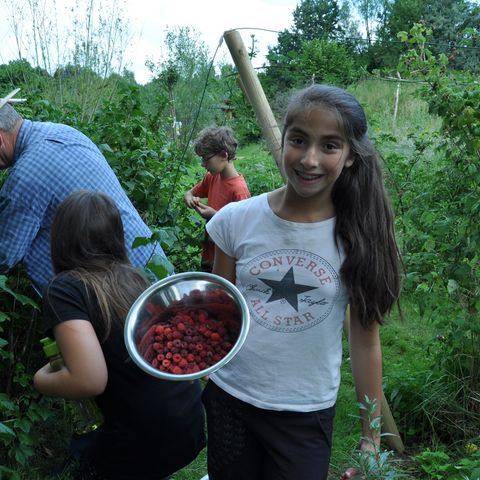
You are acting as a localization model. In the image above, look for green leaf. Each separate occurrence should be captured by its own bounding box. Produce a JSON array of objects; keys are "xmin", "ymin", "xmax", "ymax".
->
[
  {"xmin": 0, "ymin": 422, "xmax": 15, "ymax": 438},
  {"xmin": 146, "ymin": 254, "xmax": 174, "ymax": 281},
  {"xmin": 0, "ymin": 465, "xmax": 21, "ymax": 480},
  {"xmin": 0, "ymin": 276, "xmax": 39, "ymax": 309},
  {"xmin": 98, "ymin": 143, "xmax": 113, "ymax": 153},
  {"xmin": 15, "ymin": 417, "xmax": 32, "ymax": 434},
  {"xmin": 0, "ymin": 394, "xmax": 16, "ymax": 412},
  {"xmin": 132, "ymin": 236, "xmax": 152, "ymax": 248},
  {"xmin": 150, "ymin": 228, "xmax": 178, "ymax": 250},
  {"xmin": 447, "ymin": 279, "xmax": 459, "ymax": 294},
  {"xmin": 14, "ymin": 443, "xmax": 34, "ymax": 464}
]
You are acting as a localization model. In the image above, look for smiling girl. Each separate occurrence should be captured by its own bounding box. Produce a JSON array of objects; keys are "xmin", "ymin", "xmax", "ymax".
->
[{"xmin": 201, "ymin": 84, "xmax": 402, "ymax": 480}]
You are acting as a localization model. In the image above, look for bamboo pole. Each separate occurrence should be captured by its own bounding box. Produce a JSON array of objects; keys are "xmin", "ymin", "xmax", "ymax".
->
[
  {"xmin": 223, "ymin": 29, "xmax": 285, "ymax": 181},
  {"xmin": 224, "ymin": 28, "xmax": 404, "ymax": 454}
]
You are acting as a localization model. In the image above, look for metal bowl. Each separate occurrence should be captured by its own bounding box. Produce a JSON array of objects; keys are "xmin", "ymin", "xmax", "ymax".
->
[{"xmin": 124, "ymin": 272, "xmax": 250, "ymax": 381}]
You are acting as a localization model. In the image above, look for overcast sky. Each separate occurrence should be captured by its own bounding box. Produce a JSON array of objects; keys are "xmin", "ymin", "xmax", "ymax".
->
[{"xmin": 0, "ymin": 0, "xmax": 299, "ymax": 85}]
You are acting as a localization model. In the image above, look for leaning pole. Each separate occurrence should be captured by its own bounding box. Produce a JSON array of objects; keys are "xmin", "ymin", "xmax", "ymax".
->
[
  {"xmin": 223, "ymin": 29, "xmax": 285, "ymax": 181},
  {"xmin": 223, "ymin": 28, "xmax": 405, "ymax": 455}
]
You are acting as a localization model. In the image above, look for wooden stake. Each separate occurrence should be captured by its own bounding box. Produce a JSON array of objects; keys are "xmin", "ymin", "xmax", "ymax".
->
[
  {"xmin": 393, "ymin": 72, "xmax": 401, "ymax": 126},
  {"xmin": 223, "ymin": 29, "xmax": 285, "ymax": 182}
]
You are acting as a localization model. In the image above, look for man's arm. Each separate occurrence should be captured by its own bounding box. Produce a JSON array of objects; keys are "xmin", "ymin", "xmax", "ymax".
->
[{"xmin": 0, "ymin": 193, "xmax": 42, "ymax": 274}]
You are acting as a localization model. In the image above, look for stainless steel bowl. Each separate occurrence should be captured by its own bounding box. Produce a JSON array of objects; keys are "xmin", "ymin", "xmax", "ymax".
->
[{"xmin": 124, "ymin": 272, "xmax": 250, "ymax": 381}]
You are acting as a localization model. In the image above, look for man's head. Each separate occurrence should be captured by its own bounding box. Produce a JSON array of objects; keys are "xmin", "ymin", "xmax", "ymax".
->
[{"xmin": 0, "ymin": 103, "xmax": 23, "ymax": 169}]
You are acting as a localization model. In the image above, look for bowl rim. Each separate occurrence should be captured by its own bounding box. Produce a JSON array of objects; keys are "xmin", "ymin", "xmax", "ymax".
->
[{"xmin": 124, "ymin": 271, "xmax": 250, "ymax": 381}]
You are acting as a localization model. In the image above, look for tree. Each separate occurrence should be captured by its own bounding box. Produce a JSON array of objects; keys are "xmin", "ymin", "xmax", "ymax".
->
[
  {"xmin": 145, "ymin": 27, "xmax": 219, "ymax": 145},
  {"xmin": 297, "ymin": 39, "xmax": 359, "ymax": 86},
  {"xmin": 422, "ymin": 0, "xmax": 480, "ymax": 71},
  {"xmin": 265, "ymin": 0, "xmax": 358, "ymax": 96},
  {"xmin": 374, "ymin": 0, "xmax": 480, "ymax": 71},
  {"xmin": 373, "ymin": 0, "xmax": 428, "ymax": 69},
  {"xmin": 350, "ymin": 0, "xmax": 387, "ymax": 45},
  {"xmin": 269, "ymin": 0, "xmax": 354, "ymax": 58}
]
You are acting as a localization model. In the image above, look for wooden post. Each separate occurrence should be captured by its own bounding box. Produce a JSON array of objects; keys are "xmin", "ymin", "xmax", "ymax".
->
[
  {"xmin": 393, "ymin": 72, "xmax": 401, "ymax": 127},
  {"xmin": 223, "ymin": 29, "xmax": 285, "ymax": 181},
  {"xmin": 344, "ymin": 312, "xmax": 405, "ymax": 453},
  {"xmin": 224, "ymin": 28, "xmax": 404, "ymax": 454}
]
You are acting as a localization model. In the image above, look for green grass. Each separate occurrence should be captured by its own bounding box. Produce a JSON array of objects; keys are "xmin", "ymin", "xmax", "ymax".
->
[
  {"xmin": 234, "ymin": 142, "xmax": 284, "ymax": 196},
  {"xmin": 350, "ymin": 78, "xmax": 441, "ymax": 136}
]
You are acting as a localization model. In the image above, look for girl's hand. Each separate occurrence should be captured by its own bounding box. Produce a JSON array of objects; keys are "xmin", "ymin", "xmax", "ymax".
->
[
  {"xmin": 34, "ymin": 361, "xmax": 60, "ymax": 387},
  {"xmin": 340, "ymin": 467, "xmax": 361, "ymax": 479},
  {"xmin": 340, "ymin": 439, "xmax": 375, "ymax": 479}
]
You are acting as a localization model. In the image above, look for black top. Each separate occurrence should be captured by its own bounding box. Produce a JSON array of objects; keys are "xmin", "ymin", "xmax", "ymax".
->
[{"xmin": 43, "ymin": 272, "xmax": 206, "ymax": 479}]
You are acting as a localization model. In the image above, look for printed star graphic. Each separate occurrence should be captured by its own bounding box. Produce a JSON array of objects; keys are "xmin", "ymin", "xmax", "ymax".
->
[{"xmin": 259, "ymin": 267, "xmax": 317, "ymax": 311}]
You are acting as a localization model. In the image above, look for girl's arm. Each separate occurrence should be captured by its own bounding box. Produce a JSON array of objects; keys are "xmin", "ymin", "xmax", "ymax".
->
[
  {"xmin": 212, "ymin": 246, "xmax": 236, "ymax": 284},
  {"xmin": 34, "ymin": 319, "xmax": 108, "ymax": 400},
  {"xmin": 348, "ymin": 305, "xmax": 382, "ymax": 452}
]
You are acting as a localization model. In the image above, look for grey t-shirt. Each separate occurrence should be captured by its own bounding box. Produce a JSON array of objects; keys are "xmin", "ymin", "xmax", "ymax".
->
[{"xmin": 207, "ymin": 193, "xmax": 348, "ymax": 412}]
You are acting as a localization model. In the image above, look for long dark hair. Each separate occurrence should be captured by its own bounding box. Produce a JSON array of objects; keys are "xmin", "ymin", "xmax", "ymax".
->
[
  {"xmin": 50, "ymin": 190, "xmax": 149, "ymax": 339},
  {"xmin": 282, "ymin": 84, "xmax": 401, "ymax": 328}
]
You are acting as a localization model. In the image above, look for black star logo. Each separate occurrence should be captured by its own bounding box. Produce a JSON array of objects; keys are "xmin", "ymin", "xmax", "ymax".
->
[{"xmin": 259, "ymin": 267, "xmax": 317, "ymax": 311}]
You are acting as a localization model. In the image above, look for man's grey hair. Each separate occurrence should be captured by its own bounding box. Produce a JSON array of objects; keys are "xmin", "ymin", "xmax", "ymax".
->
[{"xmin": 0, "ymin": 104, "xmax": 22, "ymax": 132}]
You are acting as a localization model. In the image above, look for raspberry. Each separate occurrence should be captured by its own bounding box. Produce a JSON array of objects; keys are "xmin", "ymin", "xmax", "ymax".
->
[
  {"xmin": 177, "ymin": 322, "xmax": 186, "ymax": 332},
  {"xmin": 138, "ymin": 289, "xmax": 242, "ymax": 375},
  {"xmin": 210, "ymin": 333, "xmax": 221, "ymax": 342}
]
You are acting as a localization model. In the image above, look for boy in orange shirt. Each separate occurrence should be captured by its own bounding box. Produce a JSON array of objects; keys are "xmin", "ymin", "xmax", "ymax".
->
[{"xmin": 184, "ymin": 126, "xmax": 251, "ymax": 272}]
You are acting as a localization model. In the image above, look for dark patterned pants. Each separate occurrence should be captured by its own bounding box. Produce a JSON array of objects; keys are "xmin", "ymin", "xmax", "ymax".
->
[{"xmin": 202, "ymin": 381, "xmax": 335, "ymax": 480}]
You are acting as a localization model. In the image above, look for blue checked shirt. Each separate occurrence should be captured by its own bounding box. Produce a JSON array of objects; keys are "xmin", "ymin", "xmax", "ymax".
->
[{"xmin": 0, "ymin": 119, "xmax": 166, "ymax": 292}]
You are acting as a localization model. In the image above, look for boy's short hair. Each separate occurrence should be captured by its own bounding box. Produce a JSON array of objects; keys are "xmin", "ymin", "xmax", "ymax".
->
[{"xmin": 193, "ymin": 126, "xmax": 238, "ymax": 160}]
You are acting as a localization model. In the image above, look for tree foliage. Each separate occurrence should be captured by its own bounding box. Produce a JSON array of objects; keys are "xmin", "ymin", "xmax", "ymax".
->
[
  {"xmin": 264, "ymin": 0, "xmax": 360, "ymax": 96},
  {"xmin": 391, "ymin": 23, "xmax": 480, "ymax": 439}
]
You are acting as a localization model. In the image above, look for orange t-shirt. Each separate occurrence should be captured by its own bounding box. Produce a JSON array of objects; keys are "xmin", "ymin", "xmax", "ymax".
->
[{"xmin": 191, "ymin": 173, "xmax": 251, "ymax": 268}]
